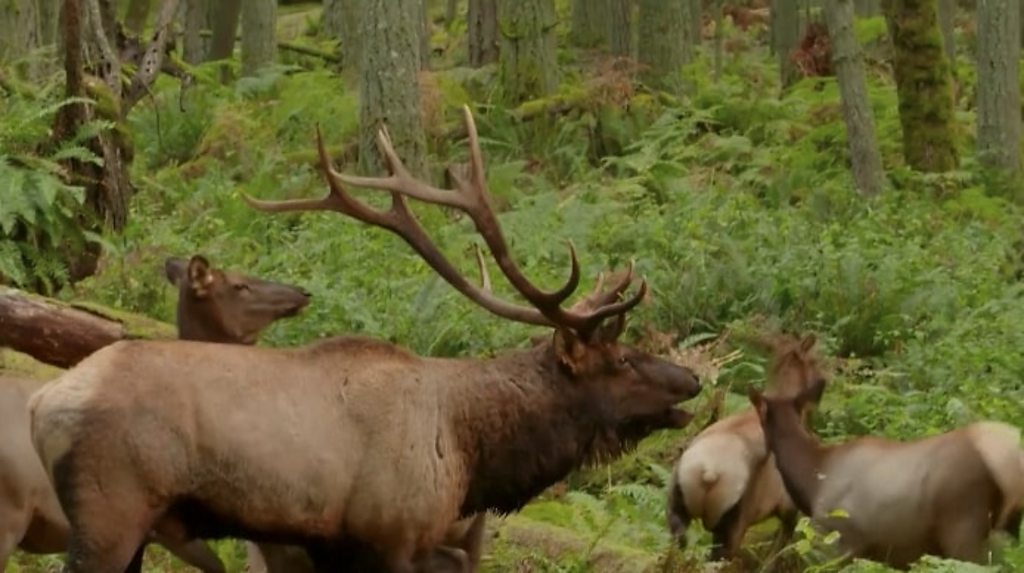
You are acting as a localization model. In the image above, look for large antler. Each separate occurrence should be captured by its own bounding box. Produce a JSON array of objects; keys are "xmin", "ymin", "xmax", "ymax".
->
[{"xmin": 243, "ymin": 105, "xmax": 646, "ymax": 339}]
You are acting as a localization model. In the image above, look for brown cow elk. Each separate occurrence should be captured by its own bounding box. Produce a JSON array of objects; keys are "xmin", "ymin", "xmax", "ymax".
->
[
  {"xmin": 28, "ymin": 106, "xmax": 701, "ymax": 573},
  {"xmin": 0, "ymin": 255, "xmax": 309, "ymax": 572},
  {"xmin": 667, "ymin": 333, "xmax": 824, "ymax": 561},
  {"xmin": 749, "ymin": 380, "xmax": 1024, "ymax": 569}
]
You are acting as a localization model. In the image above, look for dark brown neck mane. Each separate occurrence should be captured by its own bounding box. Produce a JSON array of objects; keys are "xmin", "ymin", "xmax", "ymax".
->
[
  {"xmin": 176, "ymin": 296, "xmax": 246, "ymax": 345},
  {"xmin": 454, "ymin": 343, "xmax": 635, "ymax": 516},
  {"xmin": 762, "ymin": 408, "xmax": 829, "ymax": 517}
]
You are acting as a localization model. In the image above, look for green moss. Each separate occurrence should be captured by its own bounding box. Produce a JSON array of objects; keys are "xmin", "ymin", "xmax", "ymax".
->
[{"xmin": 68, "ymin": 300, "xmax": 176, "ymax": 340}]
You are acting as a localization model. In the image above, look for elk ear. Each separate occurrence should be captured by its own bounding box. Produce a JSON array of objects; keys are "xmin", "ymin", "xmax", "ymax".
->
[
  {"xmin": 186, "ymin": 255, "xmax": 215, "ymax": 297},
  {"xmin": 553, "ymin": 329, "xmax": 589, "ymax": 376},
  {"xmin": 800, "ymin": 333, "xmax": 817, "ymax": 353},
  {"xmin": 164, "ymin": 257, "xmax": 188, "ymax": 286},
  {"xmin": 595, "ymin": 314, "xmax": 627, "ymax": 344}
]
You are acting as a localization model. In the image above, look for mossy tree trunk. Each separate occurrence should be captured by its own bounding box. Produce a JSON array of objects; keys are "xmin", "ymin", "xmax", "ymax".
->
[
  {"xmin": 418, "ymin": 0, "xmax": 430, "ymax": 69},
  {"xmin": 936, "ymin": 0, "xmax": 954, "ymax": 66},
  {"xmin": 976, "ymin": 0, "xmax": 1021, "ymax": 171},
  {"xmin": 207, "ymin": 0, "xmax": 241, "ymax": 61},
  {"xmin": 854, "ymin": 0, "xmax": 882, "ymax": 15},
  {"xmin": 882, "ymin": 0, "xmax": 959, "ymax": 172},
  {"xmin": 0, "ymin": 0, "xmax": 40, "ymax": 68},
  {"xmin": 241, "ymin": 0, "xmax": 277, "ymax": 77},
  {"xmin": 182, "ymin": 0, "xmax": 208, "ymax": 64},
  {"xmin": 124, "ymin": 0, "xmax": 153, "ymax": 36},
  {"xmin": 498, "ymin": 0, "xmax": 558, "ymax": 103},
  {"xmin": 359, "ymin": 0, "xmax": 426, "ymax": 176},
  {"xmin": 774, "ymin": 0, "xmax": 801, "ymax": 88},
  {"xmin": 570, "ymin": 0, "xmax": 607, "ymax": 48},
  {"xmin": 689, "ymin": 0, "xmax": 702, "ymax": 46},
  {"xmin": 713, "ymin": 0, "xmax": 724, "ymax": 81},
  {"xmin": 825, "ymin": 0, "xmax": 885, "ymax": 196},
  {"xmin": 607, "ymin": 0, "xmax": 632, "ymax": 57},
  {"xmin": 638, "ymin": 0, "xmax": 691, "ymax": 92},
  {"xmin": 323, "ymin": 0, "xmax": 361, "ymax": 70},
  {"xmin": 468, "ymin": 0, "xmax": 498, "ymax": 67}
]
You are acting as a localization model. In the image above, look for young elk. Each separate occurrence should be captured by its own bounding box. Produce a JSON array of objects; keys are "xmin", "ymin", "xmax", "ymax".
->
[
  {"xmin": 750, "ymin": 381, "xmax": 1024, "ymax": 569},
  {"xmin": 667, "ymin": 333, "xmax": 824, "ymax": 561},
  {"xmin": 28, "ymin": 106, "xmax": 701, "ymax": 573},
  {"xmin": 0, "ymin": 255, "xmax": 309, "ymax": 572}
]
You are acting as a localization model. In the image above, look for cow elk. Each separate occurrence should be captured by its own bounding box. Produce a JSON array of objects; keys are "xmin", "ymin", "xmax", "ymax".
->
[
  {"xmin": 749, "ymin": 380, "xmax": 1024, "ymax": 569},
  {"xmin": 28, "ymin": 106, "xmax": 701, "ymax": 573},
  {"xmin": 0, "ymin": 255, "xmax": 309, "ymax": 572},
  {"xmin": 667, "ymin": 333, "xmax": 824, "ymax": 561}
]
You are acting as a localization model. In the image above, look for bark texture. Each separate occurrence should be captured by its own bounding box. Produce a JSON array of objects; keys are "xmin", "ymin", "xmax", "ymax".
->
[
  {"xmin": 689, "ymin": 0, "xmax": 702, "ymax": 45},
  {"xmin": 976, "ymin": 0, "xmax": 1021, "ymax": 171},
  {"xmin": 183, "ymin": 0, "xmax": 208, "ymax": 64},
  {"xmin": 713, "ymin": 0, "xmax": 723, "ymax": 81},
  {"xmin": 323, "ymin": 0, "xmax": 360, "ymax": 69},
  {"xmin": 570, "ymin": 0, "xmax": 607, "ymax": 48},
  {"xmin": 883, "ymin": 0, "xmax": 959, "ymax": 172},
  {"xmin": 607, "ymin": 0, "xmax": 632, "ymax": 56},
  {"xmin": 208, "ymin": 0, "xmax": 241, "ymax": 61},
  {"xmin": 359, "ymin": 0, "xmax": 426, "ymax": 175},
  {"xmin": 36, "ymin": 0, "xmax": 61, "ymax": 49},
  {"xmin": 774, "ymin": 0, "xmax": 801, "ymax": 87},
  {"xmin": 498, "ymin": 0, "xmax": 559, "ymax": 103},
  {"xmin": 0, "ymin": 287, "xmax": 174, "ymax": 369},
  {"xmin": 854, "ymin": 0, "xmax": 881, "ymax": 15},
  {"xmin": 936, "ymin": 0, "xmax": 954, "ymax": 65},
  {"xmin": 0, "ymin": 0, "xmax": 40, "ymax": 65},
  {"xmin": 825, "ymin": 0, "xmax": 885, "ymax": 196},
  {"xmin": 468, "ymin": 0, "xmax": 498, "ymax": 66},
  {"xmin": 241, "ymin": 0, "xmax": 277, "ymax": 76},
  {"xmin": 638, "ymin": 0, "xmax": 691, "ymax": 92}
]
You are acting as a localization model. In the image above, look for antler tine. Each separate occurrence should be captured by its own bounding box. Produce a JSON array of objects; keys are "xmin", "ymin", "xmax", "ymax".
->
[{"xmin": 569, "ymin": 279, "xmax": 649, "ymax": 338}]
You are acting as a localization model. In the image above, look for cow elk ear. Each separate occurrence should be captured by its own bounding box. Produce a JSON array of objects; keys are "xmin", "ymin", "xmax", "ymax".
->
[
  {"xmin": 187, "ymin": 255, "xmax": 215, "ymax": 297},
  {"xmin": 164, "ymin": 257, "xmax": 188, "ymax": 286},
  {"xmin": 748, "ymin": 388, "xmax": 767, "ymax": 422},
  {"xmin": 800, "ymin": 333, "xmax": 817, "ymax": 353},
  {"xmin": 554, "ymin": 329, "xmax": 589, "ymax": 376}
]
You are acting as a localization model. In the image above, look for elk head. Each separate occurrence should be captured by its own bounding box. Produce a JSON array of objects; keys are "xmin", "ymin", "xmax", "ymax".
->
[
  {"xmin": 243, "ymin": 105, "xmax": 700, "ymax": 432},
  {"xmin": 762, "ymin": 332, "xmax": 826, "ymax": 400},
  {"xmin": 749, "ymin": 376, "xmax": 826, "ymax": 453},
  {"xmin": 165, "ymin": 255, "xmax": 312, "ymax": 344}
]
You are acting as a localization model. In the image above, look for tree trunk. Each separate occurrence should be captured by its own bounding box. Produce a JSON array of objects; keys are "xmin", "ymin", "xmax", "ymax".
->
[
  {"xmin": 183, "ymin": 0, "xmax": 208, "ymax": 64},
  {"xmin": 36, "ymin": 0, "xmax": 61, "ymax": 48},
  {"xmin": 882, "ymin": 0, "xmax": 959, "ymax": 172},
  {"xmin": 498, "ymin": 0, "xmax": 558, "ymax": 103},
  {"xmin": 445, "ymin": 0, "xmax": 458, "ymax": 27},
  {"xmin": 854, "ymin": 0, "xmax": 882, "ymax": 15},
  {"xmin": 468, "ymin": 0, "xmax": 498, "ymax": 67},
  {"xmin": 690, "ymin": 0, "xmax": 702, "ymax": 45},
  {"xmin": 570, "ymin": 0, "xmax": 607, "ymax": 48},
  {"xmin": 774, "ymin": 0, "xmax": 801, "ymax": 88},
  {"xmin": 241, "ymin": 0, "xmax": 277, "ymax": 76},
  {"xmin": 419, "ymin": 0, "xmax": 431, "ymax": 69},
  {"xmin": 0, "ymin": 287, "xmax": 175, "ymax": 369},
  {"xmin": 359, "ymin": 0, "xmax": 426, "ymax": 176},
  {"xmin": 713, "ymin": 0, "xmax": 723, "ymax": 81},
  {"xmin": 936, "ymin": 0, "xmax": 954, "ymax": 66},
  {"xmin": 323, "ymin": 0, "xmax": 360, "ymax": 69},
  {"xmin": 0, "ymin": 0, "xmax": 40, "ymax": 66},
  {"xmin": 638, "ymin": 0, "xmax": 690, "ymax": 92},
  {"xmin": 825, "ymin": 0, "xmax": 885, "ymax": 196},
  {"xmin": 976, "ymin": 0, "xmax": 1021, "ymax": 172},
  {"xmin": 208, "ymin": 0, "xmax": 241, "ymax": 61},
  {"xmin": 607, "ymin": 0, "xmax": 631, "ymax": 57},
  {"xmin": 124, "ymin": 0, "xmax": 153, "ymax": 36}
]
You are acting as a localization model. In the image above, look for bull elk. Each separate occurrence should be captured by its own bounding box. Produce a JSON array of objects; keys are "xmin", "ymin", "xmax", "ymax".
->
[
  {"xmin": 667, "ymin": 333, "xmax": 824, "ymax": 561},
  {"xmin": 0, "ymin": 255, "xmax": 309, "ymax": 572},
  {"xmin": 749, "ymin": 380, "xmax": 1024, "ymax": 569},
  {"xmin": 28, "ymin": 106, "xmax": 701, "ymax": 573}
]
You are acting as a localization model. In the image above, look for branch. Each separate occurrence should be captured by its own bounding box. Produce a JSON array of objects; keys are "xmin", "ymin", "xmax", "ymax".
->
[{"xmin": 123, "ymin": 0, "xmax": 181, "ymax": 114}]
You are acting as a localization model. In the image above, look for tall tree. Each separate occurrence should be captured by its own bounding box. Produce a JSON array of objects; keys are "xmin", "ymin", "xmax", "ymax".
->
[
  {"xmin": 208, "ymin": 0, "xmax": 241, "ymax": 61},
  {"xmin": 713, "ymin": 0, "xmax": 724, "ymax": 81},
  {"xmin": 241, "ymin": 0, "xmax": 277, "ymax": 77},
  {"xmin": 936, "ymin": 0, "xmax": 954, "ymax": 66},
  {"xmin": 359, "ymin": 0, "xmax": 426, "ymax": 175},
  {"xmin": 468, "ymin": 0, "xmax": 498, "ymax": 67},
  {"xmin": 498, "ymin": 0, "xmax": 558, "ymax": 103},
  {"xmin": 36, "ymin": 0, "xmax": 61, "ymax": 48},
  {"xmin": 824, "ymin": 0, "xmax": 885, "ymax": 196},
  {"xmin": 607, "ymin": 0, "xmax": 632, "ymax": 57},
  {"xmin": 976, "ymin": 0, "xmax": 1021, "ymax": 171},
  {"xmin": 638, "ymin": 0, "xmax": 691, "ymax": 92},
  {"xmin": 774, "ymin": 0, "xmax": 801, "ymax": 88},
  {"xmin": 0, "ymin": 0, "xmax": 40, "ymax": 66},
  {"xmin": 323, "ymin": 0, "xmax": 361, "ymax": 69},
  {"xmin": 419, "ymin": 0, "xmax": 431, "ymax": 70},
  {"xmin": 570, "ymin": 0, "xmax": 607, "ymax": 48},
  {"xmin": 182, "ymin": 0, "xmax": 208, "ymax": 64},
  {"xmin": 689, "ymin": 0, "xmax": 702, "ymax": 46},
  {"xmin": 883, "ymin": 0, "xmax": 958, "ymax": 172},
  {"xmin": 854, "ymin": 0, "xmax": 882, "ymax": 15}
]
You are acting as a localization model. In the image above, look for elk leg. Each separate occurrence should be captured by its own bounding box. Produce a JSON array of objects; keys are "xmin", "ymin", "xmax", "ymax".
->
[
  {"xmin": 709, "ymin": 503, "xmax": 744, "ymax": 561},
  {"xmin": 156, "ymin": 538, "xmax": 226, "ymax": 573},
  {"xmin": 936, "ymin": 515, "xmax": 989, "ymax": 564},
  {"xmin": 666, "ymin": 481, "xmax": 691, "ymax": 549},
  {"xmin": 416, "ymin": 546, "xmax": 469, "ymax": 573}
]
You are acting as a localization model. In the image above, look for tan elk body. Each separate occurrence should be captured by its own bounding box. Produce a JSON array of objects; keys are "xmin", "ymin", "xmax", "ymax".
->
[
  {"xmin": 28, "ymin": 107, "xmax": 701, "ymax": 573},
  {"xmin": 750, "ymin": 381, "xmax": 1024, "ymax": 569},
  {"xmin": 668, "ymin": 334, "xmax": 824, "ymax": 560},
  {"xmin": 0, "ymin": 255, "xmax": 309, "ymax": 572}
]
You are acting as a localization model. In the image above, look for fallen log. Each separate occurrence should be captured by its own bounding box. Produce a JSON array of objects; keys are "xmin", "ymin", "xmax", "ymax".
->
[{"xmin": 0, "ymin": 286, "xmax": 174, "ymax": 369}]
